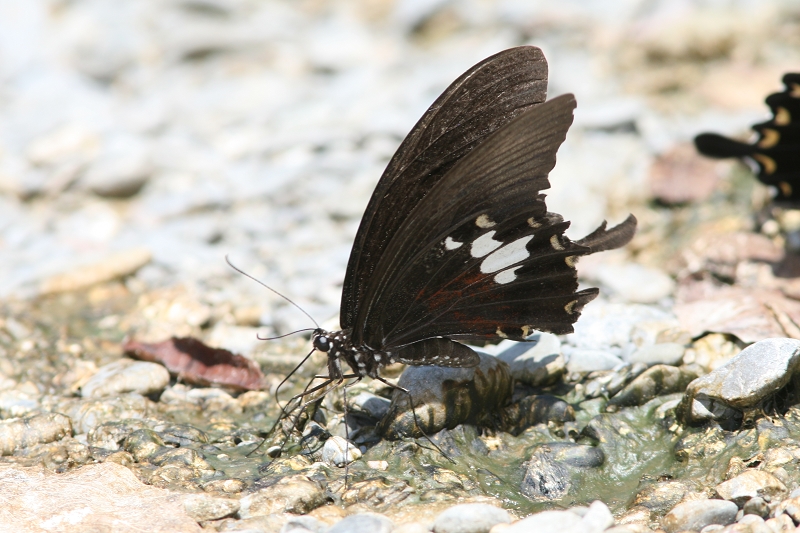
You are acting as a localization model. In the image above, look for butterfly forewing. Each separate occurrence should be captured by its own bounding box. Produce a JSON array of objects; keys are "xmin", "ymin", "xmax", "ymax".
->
[
  {"xmin": 352, "ymin": 94, "xmax": 581, "ymax": 349},
  {"xmin": 341, "ymin": 47, "xmax": 549, "ymax": 336}
]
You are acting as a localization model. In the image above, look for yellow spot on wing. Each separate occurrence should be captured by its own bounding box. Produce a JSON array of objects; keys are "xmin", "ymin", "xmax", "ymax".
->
[
  {"xmin": 780, "ymin": 181, "xmax": 793, "ymax": 198},
  {"xmin": 550, "ymin": 235, "xmax": 564, "ymax": 251},
  {"xmin": 565, "ymin": 256, "xmax": 577, "ymax": 267},
  {"xmin": 758, "ymin": 129, "xmax": 780, "ymax": 149},
  {"xmin": 753, "ymin": 153, "xmax": 777, "ymax": 175},
  {"xmin": 775, "ymin": 107, "xmax": 791, "ymax": 126}
]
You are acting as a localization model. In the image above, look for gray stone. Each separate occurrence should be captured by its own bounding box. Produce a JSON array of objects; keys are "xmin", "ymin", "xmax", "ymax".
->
[
  {"xmin": 505, "ymin": 501, "xmax": 613, "ymax": 533},
  {"xmin": 497, "ymin": 333, "xmax": 565, "ymax": 386},
  {"xmin": 327, "ymin": 513, "xmax": 394, "ymax": 533},
  {"xmin": 321, "ymin": 436, "xmax": 362, "ymax": 467},
  {"xmin": 238, "ymin": 475, "xmax": 325, "ymax": 518},
  {"xmin": 0, "ymin": 413, "xmax": 72, "ymax": 455},
  {"xmin": 520, "ymin": 443, "xmax": 605, "ymax": 501},
  {"xmin": 607, "ymin": 364, "xmax": 700, "ymax": 409},
  {"xmin": 432, "ymin": 503, "xmax": 511, "ymax": 533},
  {"xmin": 628, "ymin": 343, "xmax": 686, "ymax": 366},
  {"xmin": 679, "ymin": 338, "xmax": 800, "ymax": 425},
  {"xmin": 568, "ymin": 302, "xmax": 677, "ymax": 351},
  {"xmin": 380, "ymin": 352, "xmax": 512, "ymax": 439},
  {"xmin": 182, "ymin": 494, "xmax": 239, "ymax": 522},
  {"xmin": 566, "ymin": 349, "xmax": 624, "ymax": 373},
  {"xmin": 280, "ymin": 515, "xmax": 326, "ymax": 533},
  {"xmin": 715, "ymin": 470, "xmax": 786, "ymax": 506},
  {"xmin": 81, "ymin": 359, "xmax": 169, "ymax": 398},
  {"xmin": 662, "ymin": 499, "xmax": 738, "ymax": 533},
  {"xmin": 350, "ymin": 392, "xmax": 391, "ymax": 420},
  {"xmin": 594, "ymin": 263, "xmax": 675, "ymax": 304}
]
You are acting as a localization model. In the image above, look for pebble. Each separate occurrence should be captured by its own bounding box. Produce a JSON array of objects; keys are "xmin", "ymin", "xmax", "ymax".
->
[
  {"xmin": 627, "ymin": 343, "xmax": 686, "ymax": 366},
  {"xmin": 238, "ymin": 475, "xmax": 325, "ymax": 518},
  {"xmin": 182, "ymin": 494, "xmax": 239, "ymax": 522},
  {"xmin": 662, "ymin": 499, "xmax": 739, "ymax": 533},
  {"xmin": 0, "ymin": 412, "xmax": 72, "ymax": 455},
  {"xmin": 380, "ymin": 352, "xmax": 513, "ymax": 439},
  {"xmin": 607, "ymin": 364, "xmax": 700, "ymax": 409},
  {"xmin": 714, "ymin": 470, "xmax": 786, "ymax": 506},
  {"xmin": 568, "ymin": 302, "xmax": 677, "ymax": 351},
  {"xmin": 520, "ymin": 443, "xmax": 605, "ymax": 501},
  {"xmin": 326, "ymin": 513, "xmax": 394, "ymax": 533},
  {"xmin": 432, "ymin": 503, "xmax": 511, "ymax": 533},
  {"xmin": 565, "ymin": 349, "xmax": 624, "ymax": 373},
  {"xmin": 632, "ymin": 481, "xmax": 689, "ymax": 514},
  {"xmin": 594, "ymin": 263, "xmax": 675, "ymax": 303},
  {"xmin": 496, "ymin": 333, "xmax": 565, "ymax": 387},
  {"xmin": 349, "ymin": 392, "xmax": 392, "ymax": 420},
  {"xmin": 37, "ymin": 248, "xmax": 152, "ymax": 296},
  {"xmin": 504, "ymin": 501, "xmax": 614, "ymax": 533},
  {"xmin": 679, "ymin": 338, "xmax": 800, "ymax": 426},
  {"xmin": 280, "ymin": 516, "xmax": 326, "ymax": 533},
  {"xmin": 81, "ymin": 359, "xmax": 170, "ymax": 398},
  {"xmin": 321, "ymin": 436, "xmax": 362, "ymax": 467}
]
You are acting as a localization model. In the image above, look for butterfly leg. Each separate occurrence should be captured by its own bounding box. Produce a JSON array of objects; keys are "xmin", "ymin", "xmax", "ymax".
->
[{"xmin": 374, "ymin": 376, "xmax": 456, "ymax": 464}]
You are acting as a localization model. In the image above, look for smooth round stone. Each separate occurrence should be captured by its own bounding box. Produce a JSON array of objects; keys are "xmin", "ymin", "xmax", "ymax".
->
[
  {"xmin": 661, "ymin": 499, "xmax": 738, "ymax": 533},
  {"xmin": 679, "ymin": 338, "xmax": 800, "ymax": 425},
  {"xmin": 380, "ymin": 352, "xmax": 512, "ymax": 439},
  {"xmin": 321, "ymin": 436, "xmax": 362, "ymax": 467},
  {"xmin": 326, "ymin": 513, "xmax": 394, "ymax": 533},
  {"xmin": 594, "ymin": 263, "xmax": 675, "ymax": 304},
  {"xmin": 607, "ymin": 365, "xmax": 700, "ymax": 409},
  {"xmin": 497, "ymin": 333, "xmax": 565, "ymax": 387},
  {"xmin": 350, "ymin": 392, "xmax": 391, "ymax": 420},
  {"xmin": 280, "ymin": 515, "xmax": 327, "ymax": 533},
  {"xmin": 0, "ymin": 413, "xmax": 72, "ymax": 455},
  {"xmin": 81, "ymin": 359, "xmax": 169, "ymax": 398},
  {"xmin": 238, "ymin": 475, "xmax": 325, "ymax": 518},
  {"xmin": 566, "ymin": 349, "xmax": 623, "ymax": 373},
  {"xmin": 182, "ymin": 494, "xmax": 239, "ymax": 522},
  {"xmin": 627, "ymin": 343, "xmax": 685, "ymax": 366},
  {"xmin": 715, "ymin": 470, "xmax": 786, "ymax": 506},
  {"xmin": 505, "ymin": 501, "xmax": 613, "ymax": 533},
  {"xmin": 432, "ymin": 503, "xmax": 511, "ymax": 533},
  {"xmin": 520, "ymin": 443, "xmax": 605, "ymax": 501}
]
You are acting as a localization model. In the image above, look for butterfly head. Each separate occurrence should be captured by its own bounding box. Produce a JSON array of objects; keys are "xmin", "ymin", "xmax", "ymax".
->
[{"xmin": 312, "ymin": 329, "xmax": 332, "ymax": 352}]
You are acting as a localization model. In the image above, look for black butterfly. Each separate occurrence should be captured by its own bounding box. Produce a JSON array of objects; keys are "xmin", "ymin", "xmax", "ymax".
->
[
  {"xmin": 302, "ymin": 46, "xmax": 637, "ymax": 394},
  {"xmin": 695, "ymin": 73, "xmax": 800, "ymax": 202}
]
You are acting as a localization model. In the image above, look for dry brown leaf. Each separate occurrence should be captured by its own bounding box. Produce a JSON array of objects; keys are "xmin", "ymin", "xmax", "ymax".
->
[
  {"xmin": 674, "ymin": 281, "xmax": 800, "ymax": 343},
  {"xmin": 124, "ymin": 337, "xmax": 265, "ymax": 391},
  {"xmin": 649, "ymin": 143, "xmax": 722, "ymax": 204}
]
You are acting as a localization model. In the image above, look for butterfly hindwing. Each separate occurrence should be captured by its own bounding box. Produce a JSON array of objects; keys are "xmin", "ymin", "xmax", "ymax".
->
[{"xmin": 341, "ymin": 47, "xmax": 549, "ymax": 335}]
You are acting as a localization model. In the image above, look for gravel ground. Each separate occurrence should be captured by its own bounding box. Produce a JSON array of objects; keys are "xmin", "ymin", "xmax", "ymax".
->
[{"xmin": 3, "ymin": 1, "xmax": 800, "ymax": 532}]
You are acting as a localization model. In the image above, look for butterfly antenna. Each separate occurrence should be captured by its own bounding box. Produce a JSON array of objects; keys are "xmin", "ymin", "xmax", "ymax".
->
[
  {"xmin": 258, "ymin": 328, "xmax": 317, "ymax": 341},
  {"xmin": 225, "ymin": 255, "xmax": 319, "ymax": 329}
]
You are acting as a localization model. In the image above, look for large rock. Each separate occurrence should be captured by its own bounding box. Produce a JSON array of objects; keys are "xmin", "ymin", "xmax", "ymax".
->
[
  {"xmin": 379, "ymin": 352, "xmax": 513, "ymax": 439},
  {"xmin": 678, "ymin": 338, "xmax": 800, "ymax": 427}
]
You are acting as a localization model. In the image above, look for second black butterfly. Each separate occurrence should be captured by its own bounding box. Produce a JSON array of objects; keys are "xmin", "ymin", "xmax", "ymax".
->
[{"xmin": 695, "ymin": 73, "xmax": 800, "ymax": 202}]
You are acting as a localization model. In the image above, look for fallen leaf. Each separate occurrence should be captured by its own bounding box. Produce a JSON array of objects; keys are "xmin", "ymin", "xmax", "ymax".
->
[
  {"xmin": 124, "ymin": 337, "xmax": 265, "ymax": 391},
  {"xmin": 674, "ymin": 281, "xmax": 800, "ymax": 343},
  {"xmin": 649, "ymin": 143, "xmax": 722, "ymax": 204}
]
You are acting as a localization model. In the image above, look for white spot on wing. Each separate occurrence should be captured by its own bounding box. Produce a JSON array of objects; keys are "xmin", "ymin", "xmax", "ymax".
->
[
  {"xmin": 444, "ymin": 237, "xmax": 463, "ymax": 250},
  {"xmin": 480, "ymin": 235, "xmax": 533, "ymax": 273},
  {"xmin": 471, "ymin": 231, "xmax": 502, "ymax": 257},
  {"xmin": 476, "ymin": 214, "xmax": 496, "ymax": 228},
  {"xmin": 494, "ymin": 267, "xmax": 519, "ymax": 284}
]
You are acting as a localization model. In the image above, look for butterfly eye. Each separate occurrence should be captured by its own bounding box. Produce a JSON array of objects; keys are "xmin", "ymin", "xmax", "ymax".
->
[{"xmin": 313, "ymin": 335, "xmax": 331, "ymax": 352}]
